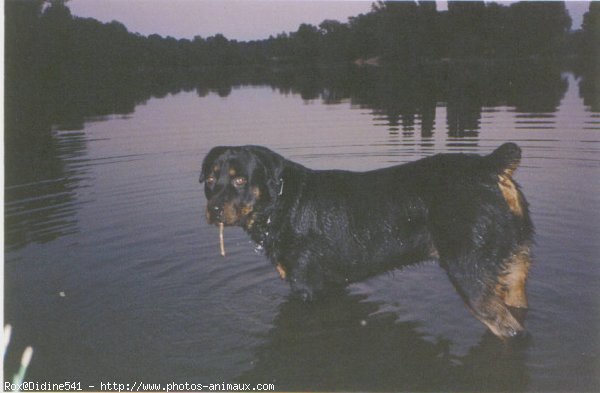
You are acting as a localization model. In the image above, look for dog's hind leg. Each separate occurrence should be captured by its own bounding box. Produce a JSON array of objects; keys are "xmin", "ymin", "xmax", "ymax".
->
[
  {"xmin": 469, "ymin": 292, "xmax": 525, "ymax": 339},
  {"xmin": 497, "ymin": 245, "xmax": 531, "ymax": 309},
  {"xmin": 442, "ymin": 254, "xmax": 526, "ymax": 339},
  {"xmin": 494, "ymin": 245, "xmax": 532, "ymax": 327}
]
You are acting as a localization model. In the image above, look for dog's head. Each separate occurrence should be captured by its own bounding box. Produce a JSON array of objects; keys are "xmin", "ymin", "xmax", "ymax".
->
[{"xmin": 199, "ymin": 146, "xmax": 285, "ymax": 227}]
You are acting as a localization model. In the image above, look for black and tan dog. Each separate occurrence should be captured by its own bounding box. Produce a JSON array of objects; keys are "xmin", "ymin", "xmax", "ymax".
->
[{"xmin": 199, "ymin": 143, "xmax": 534, "ymax": 339}]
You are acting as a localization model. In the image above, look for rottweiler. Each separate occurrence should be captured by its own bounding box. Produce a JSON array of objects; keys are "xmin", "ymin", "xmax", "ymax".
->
[{"xmin": 199, "ymin": 143, "xmax": 534, "ymax": 339}]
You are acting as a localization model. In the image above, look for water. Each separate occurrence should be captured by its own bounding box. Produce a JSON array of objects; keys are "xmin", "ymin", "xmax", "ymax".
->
[{"xmin": 5, "ymin": 64, "xmax": 600, "ymax": 391}]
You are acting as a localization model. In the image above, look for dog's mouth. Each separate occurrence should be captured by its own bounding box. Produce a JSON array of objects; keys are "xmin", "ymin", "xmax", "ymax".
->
[
  {"xmin": 206, "ymin": 211, "xmax": 236, "ymax": 226},
  {"xmin": 206, "ymin": 203, "xmax": 254, "ymax": 226},
  {"xmin": 206, "ymin": 203, "xmax": 256, "ymax": 256}
]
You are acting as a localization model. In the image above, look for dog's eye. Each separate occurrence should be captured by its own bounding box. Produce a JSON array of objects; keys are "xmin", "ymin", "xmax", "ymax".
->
[{"xmin": 232, "ymin": 177, "xmax": 247, "ymax": 187}]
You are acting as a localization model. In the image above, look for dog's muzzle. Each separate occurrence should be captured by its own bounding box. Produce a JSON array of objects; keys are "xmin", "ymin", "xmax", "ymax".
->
[
  {"xmin": 206, "ymin": 201, "xmax": 242, "ymax": 226},
  {"xmin": 206, "ymin": 203, "xmax": 222, "ymax": 222}
]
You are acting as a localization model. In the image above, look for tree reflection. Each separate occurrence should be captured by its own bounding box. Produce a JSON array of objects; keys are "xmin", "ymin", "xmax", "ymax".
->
[{"xmin": 5, "ymin": 61, "xmax": 574, "ymax": 250}]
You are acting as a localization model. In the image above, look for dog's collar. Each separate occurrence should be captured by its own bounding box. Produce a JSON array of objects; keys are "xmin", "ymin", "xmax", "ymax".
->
[
  {"xmin": 258, "ymin": 177, "xmax": 283, "ymax": 237},
  {"xmin": 265, "ymin": 179, "xmax": 282, "ymax": 229}
]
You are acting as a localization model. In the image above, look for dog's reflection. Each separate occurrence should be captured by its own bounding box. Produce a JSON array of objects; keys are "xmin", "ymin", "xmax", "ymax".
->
[{"xmin": 238, "ymin": 291, "xmax": 529, "ymax": 391}]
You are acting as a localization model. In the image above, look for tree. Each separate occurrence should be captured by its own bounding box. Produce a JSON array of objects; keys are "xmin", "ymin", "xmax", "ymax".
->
[
  {"xmin": 319, "ymin": 20, "xmax": 351, "ymax": 62},
  {"xmin": 581, "ymin": 2, "xmax": 600, "ymax": 59},
  {"xmin": 508, "ymin": 2, "xmax": 571, "ymax": 57},
  {"xmin": 375, "ymin": 1, "xmax": 420, "ymax": 62},
  {"xmin": 5, "ymin": 0, "xmax": 44, "ymax": 77},
  {"xmin": 447, "ymin": 1, "xmax": 487, "ymax": 57},
  {"xmin": 289, "ymin": 24, "xmax": 321, "ymax": 63}
]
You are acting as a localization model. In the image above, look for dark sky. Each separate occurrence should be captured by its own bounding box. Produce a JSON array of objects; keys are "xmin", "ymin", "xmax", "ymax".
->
[{"xmin": 68, "ymin": 0, "xmax": 590, "ymax": 42}]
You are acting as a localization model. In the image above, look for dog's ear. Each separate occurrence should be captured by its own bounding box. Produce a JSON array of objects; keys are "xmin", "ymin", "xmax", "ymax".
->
[{"xmin": 199, "ymin": 146, "xmax": 229, "ymax": 183}]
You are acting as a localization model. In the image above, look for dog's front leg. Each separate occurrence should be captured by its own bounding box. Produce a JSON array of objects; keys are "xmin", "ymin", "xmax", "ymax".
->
[{"xmin": 286, "ymin": 250, "xmax": 324, "ymax": 302}]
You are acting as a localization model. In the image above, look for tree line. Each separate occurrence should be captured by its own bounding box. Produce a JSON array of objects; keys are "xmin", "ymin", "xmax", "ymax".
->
[{"xmin": 6, "ymin": 0, "xmax": 599, "ymax": 82}]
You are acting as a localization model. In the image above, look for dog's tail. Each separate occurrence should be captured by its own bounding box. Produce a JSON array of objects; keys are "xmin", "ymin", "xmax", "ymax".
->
[{"xmin": 487, "ymin": 143, "xmax": 521, "ymax": 177}]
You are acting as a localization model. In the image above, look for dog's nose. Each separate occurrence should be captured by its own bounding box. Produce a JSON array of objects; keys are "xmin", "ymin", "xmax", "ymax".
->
[{"xmin": 208, "ymin": 204, "xmax": 223, "ymax": 221}]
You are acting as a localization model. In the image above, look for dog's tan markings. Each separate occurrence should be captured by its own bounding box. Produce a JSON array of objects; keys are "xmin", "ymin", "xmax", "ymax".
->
[
  {"xmin": 244, "ymin": 212, "xmax": 258, "ymax": 230},
  {"xmin": 219, "ymin": 222, "xmax": 226, "ymax": 256},
  {"xmin": 467, "ymin": 245, "xmax": 531, "ymax": 338},
  {"xmin": 496, "ymin": 246, "xmax": 531, "ymax": 308},
  {"xmin": 213, "ymin": 165, "xmax": 220, "ymax": 173},
  {"xmin": 498, "ymin": 174, "xmax": 524, "ymax": 217},
  {"xmin": 239, "ymin": 205, "xmax": 254, "ymax": 229},
  {"xmin": 229, "ymin": 168, "xmax": 236, "ymax": 177},
  {"xmin": 240, "ymin": 205, "xmax": 253, "ymax": 217},
  {"xmin": 276, "ymin": 263, "xmax": 287, "ymax": 280},
  {"xmin": 428, "ymin": 243, "xmax": 440, "ymax": 259},
  {"xmin": 222, "ymin": 203, "xmax": 238, "ymax": 224},
  {"xmin": 251, "ymin": 186, "xmax": 261, "ymax": 199}
]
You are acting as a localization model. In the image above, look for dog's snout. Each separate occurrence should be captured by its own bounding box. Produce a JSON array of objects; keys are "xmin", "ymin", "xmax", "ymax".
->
[
  {"xmin": 212, "ymin": 206, "xmax": 223, "ymax": 218},
  {"xmin": 206, "ymin": 202, "xmax": 224, "ymax": 223}
]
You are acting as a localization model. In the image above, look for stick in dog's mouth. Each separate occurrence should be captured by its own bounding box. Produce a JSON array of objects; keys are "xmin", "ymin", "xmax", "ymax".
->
[{"xmin": 219, "ymin": 222, "xmax": 226, "ymax": 256}]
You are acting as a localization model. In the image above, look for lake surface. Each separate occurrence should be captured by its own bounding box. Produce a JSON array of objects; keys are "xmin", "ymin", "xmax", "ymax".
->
[{"xmin": 5, "ymin": 64, "xmax": 600, "ymax": 391}]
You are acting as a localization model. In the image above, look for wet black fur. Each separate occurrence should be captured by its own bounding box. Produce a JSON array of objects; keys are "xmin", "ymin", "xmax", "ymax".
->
[{"xmin": 200, "ymin": 143, "xmax": 534, "ymax": 337}]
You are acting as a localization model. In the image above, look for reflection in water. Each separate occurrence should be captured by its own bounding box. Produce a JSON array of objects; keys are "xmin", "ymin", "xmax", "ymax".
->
[
  {"xmin": 5, "ymin": 175, "xmax": 80, "ymax": 251},
  {"xmin": 5, "ymin": 62, "xmax": 571, "ymax": 251},
  {"xmin": 576, "ymin": 63, "xmax": 600, "ymax": 113},
  {"xmin": 4, "ymin": 122, "xmax": 90, "ymax": 251},
  {"xmin": 265, "ymin": 61, "xmax": 568, "ymax": 138},
  {"xmin": 239, "ymin": 292, "xmax": 528, "ymax": 392},
  {"xmin": 4, "ymin": 60, "xmax": 599, "ymax": 391}
]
